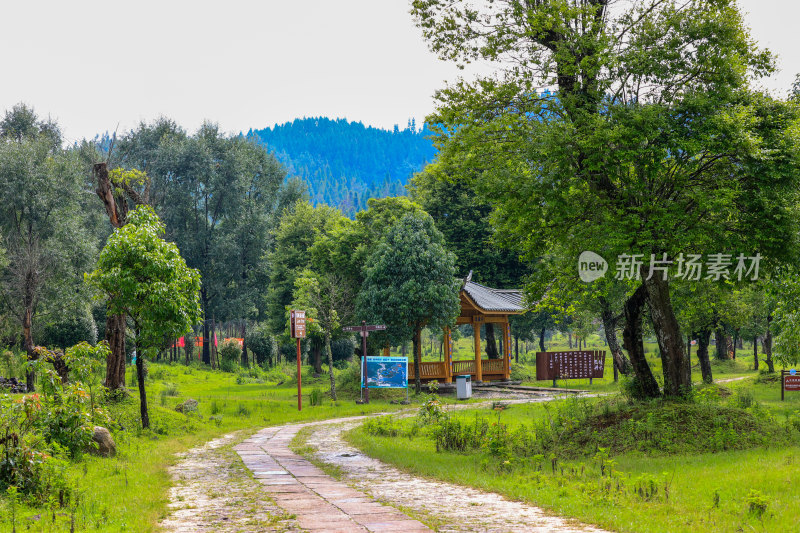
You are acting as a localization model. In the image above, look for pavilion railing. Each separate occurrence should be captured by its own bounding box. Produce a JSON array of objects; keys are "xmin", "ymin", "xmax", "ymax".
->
[
  {"xmin": 451, "ymin": 360, "xmax": 476, "ymax": 375},
  {"xmin": 408, "ymin": 361, "xmax": 446, "ymax": 379},
  {"xmin": 482, "ymin": 359, "xmax": 505, "ymax": 374},
  {"xmin": 407, "ymin": 359, "xmax": 508, "ymax": 380}
]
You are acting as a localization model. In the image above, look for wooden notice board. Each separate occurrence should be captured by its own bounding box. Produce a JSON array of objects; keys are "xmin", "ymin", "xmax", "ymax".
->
[{"xmin": 536, "ymin": 351, "xmax": 605, "ymax": 380}]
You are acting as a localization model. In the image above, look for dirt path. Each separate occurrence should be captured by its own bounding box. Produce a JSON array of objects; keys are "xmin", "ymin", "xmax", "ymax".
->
[
  {"xmin": 161, "ymin": 395, "xmax": 609, "ymax": 532},
  {"xmin": 159, "ymin": 432, "xmax": 300, "ymax": 532},
  {"xmin": 715, "ymin": 375, "xmax": 753, "ymax": 384},
  {"xmin": 235, "ymin": 418, "xmax": 431, "ymax": 532},
  {"xmin": 303, "ymin": 419, "xmax": 608, "ymax": 533}
]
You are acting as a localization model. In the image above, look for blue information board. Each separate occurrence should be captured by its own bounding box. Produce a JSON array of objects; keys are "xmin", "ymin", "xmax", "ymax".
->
[{"xmin": 362, "ymin": 356, "xmax": 408, "ymax": 388}]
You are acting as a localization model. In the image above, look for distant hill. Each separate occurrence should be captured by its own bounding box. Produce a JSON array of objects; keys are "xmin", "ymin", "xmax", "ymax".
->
[{"xmin": 248, "ymin": 117, "xmax": 437, "ymax": 216}]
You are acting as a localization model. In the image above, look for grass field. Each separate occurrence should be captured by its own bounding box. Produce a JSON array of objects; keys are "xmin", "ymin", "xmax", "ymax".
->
[
  {"xmin": 0, "ymin": 361, "xmax": 417, "ymax": 532},
  {"xmin": 347, "ymin": 378, "xmax": 800, "ymax": 533}
]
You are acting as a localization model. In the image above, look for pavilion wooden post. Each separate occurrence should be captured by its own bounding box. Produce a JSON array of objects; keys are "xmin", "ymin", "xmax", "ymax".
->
[
  {"xmin": 443, "ymin": 327, "xmax": 453, "ymax": 383},
  {"xmin": 473, "ymin": 318, "xmax": 483, "ymax": 382},
  {"xmin": 503, "ymin": 320, "xmax": 511, "ymax": 380}
]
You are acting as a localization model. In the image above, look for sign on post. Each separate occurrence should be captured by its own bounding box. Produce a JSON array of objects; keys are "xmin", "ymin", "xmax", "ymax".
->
[
  {"xmin": 536, "ymin": 351, "xmax": 606, "ymax": 385},
  {"xmin": 782, "ymin": 369, "xmax": 800, "ymax": 400},
  {"xmin": 290, "ymin": 310, "xmax": 306, "ymax": 411},
  {"xmin": 291, "ymin": 310, "xmax": 306, "ymax": 339},
  {"xmin": 362, "ymin": 356, "xmax": 408, "ymax": 388},
  {"xmin": 342, "ymin": 321, "xmax": 387, "ymax": 404}
]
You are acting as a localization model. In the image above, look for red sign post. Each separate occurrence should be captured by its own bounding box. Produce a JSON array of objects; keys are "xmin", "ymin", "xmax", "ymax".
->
[
  {"xmin": 290, "ymin": 310, "xmax": 306, "ymax": 411},
  {"xmin": 782, "ymin": 370, "xmax": 800, "ymax": 401},
  {"xmin": 342, "ymin": 321, "xmax": 387, "ymax": 404}
]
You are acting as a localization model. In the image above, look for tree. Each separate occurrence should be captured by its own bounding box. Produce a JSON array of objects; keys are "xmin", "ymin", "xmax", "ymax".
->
[
  {"xmin": 266, "ymin": 202, "xmax": 347, "ymax": 335},
  {"xmin": 86, "ymin": 206, "xmax": 201, "ymax": 428},
  {"xmin": 358, "ymin": 212, "xmax": 460, "ymax": 393},
  {"xmin": 116, "ymin": 120, "xmax": 288, "ymax": 363},
  {"xmin": 91, "ymin": 164, "xmax": 150, "ymax": 389},
  {"xmin": 0, "ymin": 104, "xmax": 96, "ymax": 392},
  {"xmin": 410, "ymin": 163, "xmax": 527, "ymax": 359},
  {"xmin": 412, "ymin": 0, "xmax": 800, "ymax": 396},
  {"xmin": 291, "ymin": 270, "xmax": 354, "ymax": 400}
]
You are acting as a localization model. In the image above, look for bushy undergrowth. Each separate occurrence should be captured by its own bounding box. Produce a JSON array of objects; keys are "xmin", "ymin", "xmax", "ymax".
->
[
  {"xmin": 0, "ymin": 343, "xmax": 112, "ymax": 503},
  {"xmin": 365, "ymin": 387, "xmax": 799, "ymax": 463}
]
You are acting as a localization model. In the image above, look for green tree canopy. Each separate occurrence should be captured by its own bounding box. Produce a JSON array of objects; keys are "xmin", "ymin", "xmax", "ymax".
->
[
  {"xmin": 86, "ymin": 206, "xmax": 201, "ymax": 427},
  {"xmin": 358, "ymin": 211, "xmax": 460, "ymax": 392},
  {"xmin": 412, "ymin": 0, "xmax": 800, "ymax": 396}
]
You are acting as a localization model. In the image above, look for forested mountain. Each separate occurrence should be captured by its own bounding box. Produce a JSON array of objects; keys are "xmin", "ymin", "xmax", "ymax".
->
[{"xmin": 248, "ymin": 117, "xmax": 437, "ymax": 215}]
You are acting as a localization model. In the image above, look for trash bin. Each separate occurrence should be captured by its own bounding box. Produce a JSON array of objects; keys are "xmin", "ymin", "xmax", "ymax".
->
[{"xmin": 456, "ymin": 374, "xmax": 472, "ymax": 400}]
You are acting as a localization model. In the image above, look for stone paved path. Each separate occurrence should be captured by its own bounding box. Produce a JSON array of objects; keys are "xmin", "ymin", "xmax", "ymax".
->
[
  {"xmin": 234, "ymin": 417, "xmax": 431, "ymax": 533},
  {"xmin": 305, "ymin": 420, "xmax": 608, "ymax": 533},
  {"xmin": 235, "ymin": 410, "xmax": 608, "ymax": 533},
  {"xmin": 161, "ymin": 432, "xmax": 300, "ymax": 532}
]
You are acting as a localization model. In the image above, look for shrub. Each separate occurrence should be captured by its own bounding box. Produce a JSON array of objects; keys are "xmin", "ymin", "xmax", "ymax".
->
[
  {"xmin": 335, "ymin": 358, "xmax": 362, "ymax": 393},
  {"xmin": 279, "ymin": 342, "xmax": 297, "ymax": 363},
  {"xmin": 363, "ymin": 415, "xmax": 402, "ymax": 437},
  {"xmin": 331, "ymin": 338, "xmax": 356, "ymax": 365},
  {"xmin": 38, "ymin": 311, "xmax": 97, "ymax": 351},
  {"xmin": 731, "ymin": 387, "xmax": 756, "ymax": 409},
  {"xmin": 219, "ymin": 339, "xmax": 242, "ymax": 373},
  {"xmin": 245, "ymin": 323, "xmax": 274, "ymax": 367},
  {"xmin": 309, "ymin": 388, "xmax": 323, "ymax": 406},
  {"xmin": 263, "ymin": 363, "xmax": 293, "ymax": 385},
  {"xmin": 0, "ymin": 349, "xmax": 25, "ymax": 379}
]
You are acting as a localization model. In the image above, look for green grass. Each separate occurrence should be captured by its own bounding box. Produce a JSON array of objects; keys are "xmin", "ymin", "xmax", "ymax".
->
[
  {"xmin": 0, "ymin": 361, "xmax": 419, "ymax": 532},
  {"xmin": 346, "ymin": 381, "xmax": 800, "ymax": 533}
]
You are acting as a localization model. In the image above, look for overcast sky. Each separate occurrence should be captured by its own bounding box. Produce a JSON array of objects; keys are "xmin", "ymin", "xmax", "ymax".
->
[{"xmin": 1, "ymin": 0, "xmax": 796, "ymax": 143}]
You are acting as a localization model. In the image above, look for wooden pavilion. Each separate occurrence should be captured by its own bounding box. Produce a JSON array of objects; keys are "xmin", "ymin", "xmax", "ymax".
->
[{"xmin": 407, "ymin": 274, "xmax": 524, "ymax": 383}]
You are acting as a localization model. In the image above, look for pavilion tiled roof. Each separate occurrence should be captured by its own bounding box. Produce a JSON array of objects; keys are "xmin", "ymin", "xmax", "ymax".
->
[{"xmin": 462, "ymin": 281, "xmax": 525, "ymax": 313}]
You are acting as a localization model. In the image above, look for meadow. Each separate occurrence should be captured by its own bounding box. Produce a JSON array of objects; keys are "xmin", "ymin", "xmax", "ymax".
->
[
  {"xmin": 0, "ymin": 360, "xmax": 415, "ymax": 532},
  {"xmin": 348, "ymin": 376, "xmax": 800, "ymax": 533}
]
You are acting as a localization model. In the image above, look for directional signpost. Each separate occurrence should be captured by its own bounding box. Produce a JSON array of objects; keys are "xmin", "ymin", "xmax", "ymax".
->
[
  {"xmin": 290, "ymin": 310, "xmax": 306, "ymax": 411},
  {"xmin": 342, "ymin": 320, "xmax": 387, "ymax": 404}
]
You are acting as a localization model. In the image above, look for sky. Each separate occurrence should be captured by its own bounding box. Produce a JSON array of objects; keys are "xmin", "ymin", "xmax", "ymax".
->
[{"xmin": 1, "ymin": 0, "xmax": 797, "ymax": 143}]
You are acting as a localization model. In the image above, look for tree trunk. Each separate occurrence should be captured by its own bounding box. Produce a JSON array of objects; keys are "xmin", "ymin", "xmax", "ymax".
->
[
  {"xmin": 753, "ymin": 336, "xmax": 759, "ymax": 371},
  {"xmin": 135, "ymin": 339, "xmax": 149, "ymax": 429},
  {"xmin": 696, "ymin": 329, "xmax": 713, "ymax": 384},
  {"xmin": 539, "ymin": 327, "xmax": 546, "ymax": 352},
  {"xmin": 514, "ymin": 335, "xmax": 519, "ymax": 363},
  {"xmin": 568, "ymin": 333, "xmax": 573, "ymax": 349},
  {"xmin": 412, "ymin": 328, "xmax": 422, "ymax": 394},
  {"xmin": 22, "ymin": 306, "xmax": 37, "ymax": 392},
  {"xmin": 764, "ymin": 315, "xmax": 775, "ymax": 373},
  {"xmin": 643, "ymin": 275, "xmax": 690, "ymax": 397},
  {"xmin": 93, "ymin": 163, "xmax": 132, "ymax": 391},
  {"xmin": 686, "ymin": 332, "xmax": 692, "ymax": 360},
  {"xmin": 325, "ymin": 331, "xmax": 337, "ymax": 401},
  {"xmin": 485, "ymin": 324, "xmax": 499, "ymax": 359},
  {"xmin": 622, "ymin": 285, "xmax": 661, "ymax": 399},
  {"xmin": 202, "ymin": 318, "xmax": 211, "ymax": 366},
  {"xmin": 714, "ymin": 327, "xmax": 730, "ymax": 360},
  {"xmin": 732, "ymin": 329, "xmax": 739, "ymax": 360},
  {"xmin": 312, "ymin": 340, "xmax": 323, "ymax": 375},
  {"xmin": 600, "ymin": 297, "xmax": 631, "ymax": 376}
]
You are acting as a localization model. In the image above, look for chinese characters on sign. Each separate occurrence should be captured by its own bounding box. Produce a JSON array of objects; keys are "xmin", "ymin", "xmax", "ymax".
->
[
  {"xmin": 290, "ymin": 310, "xmax": 306, "ymax": 338},
  {"xmin": 578, "ymin": 251, "xmax": 761, "ymax": 283},
  {"xmin": 535, "ymin": 351, "xmax": 606, "ymax": 380}
]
